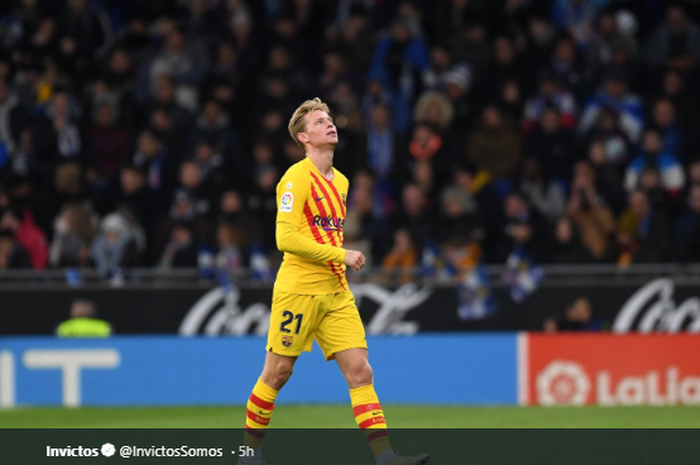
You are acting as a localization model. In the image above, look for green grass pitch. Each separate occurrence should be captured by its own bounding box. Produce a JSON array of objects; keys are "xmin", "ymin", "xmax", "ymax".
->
[{"xmin": 2, "ymin": 405, "xmax": 699, "ymax": 428}]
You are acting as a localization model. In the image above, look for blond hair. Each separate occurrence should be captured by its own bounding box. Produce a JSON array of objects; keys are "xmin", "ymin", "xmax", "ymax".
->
[
  {"xmin": 413, "ymin": 91, "xmax": 454, "ymax": 130},
  {"xmin": 288, "ymin": 97, "xmax": 330, "ymax": 149}
]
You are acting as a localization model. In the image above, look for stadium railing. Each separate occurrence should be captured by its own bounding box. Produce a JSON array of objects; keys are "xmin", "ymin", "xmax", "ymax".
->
[{"xmin": 1, "ymin": 263, "xmax": 699, "ymax": 288}]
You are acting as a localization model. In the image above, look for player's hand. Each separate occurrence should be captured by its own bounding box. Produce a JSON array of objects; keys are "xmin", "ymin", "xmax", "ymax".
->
[{"xmin": 344, "ymin": 250, "xmax": 366, "ymax": 271}]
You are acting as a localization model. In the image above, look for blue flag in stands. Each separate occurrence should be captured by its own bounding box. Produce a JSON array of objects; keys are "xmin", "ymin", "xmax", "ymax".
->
[
  {"xmin": 502, "ymin": 245, "xmax": 544, "ymax": 303},
  {"xmin": 457, "ymin": 263, "xmax": 497, "ymax": 321}
]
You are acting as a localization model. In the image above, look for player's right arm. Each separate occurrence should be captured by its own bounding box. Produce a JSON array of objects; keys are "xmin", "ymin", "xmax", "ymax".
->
[{"xmin": 275, "ymin": 174, "xmax": 348, "ymax": 264}]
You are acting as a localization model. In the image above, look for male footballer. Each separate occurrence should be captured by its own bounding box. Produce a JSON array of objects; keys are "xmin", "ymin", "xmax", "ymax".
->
[{"xmin": 239, "ymin": 98, "xmax": 428, "ymax": 465}]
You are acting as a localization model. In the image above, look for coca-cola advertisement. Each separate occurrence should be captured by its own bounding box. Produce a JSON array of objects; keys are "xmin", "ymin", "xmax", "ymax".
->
[{"xmin": 1, "ymin": 277, "xmax": 700, "ymax": 335}]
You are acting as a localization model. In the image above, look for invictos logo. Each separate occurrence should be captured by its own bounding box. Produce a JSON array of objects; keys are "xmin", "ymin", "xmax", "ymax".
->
[
  {"xmin": 312, "ymin": 216, "xmax": 344, "ymax": 230},
  {"xmin": 46, "ymin": 446, "xmax": 100, "ymax": 457}
]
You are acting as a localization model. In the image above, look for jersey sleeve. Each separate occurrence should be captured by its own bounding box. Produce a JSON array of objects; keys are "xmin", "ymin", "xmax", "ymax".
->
[{"xmin": 275, "ymin": 172, "xmax": 346, "ymax": 264}]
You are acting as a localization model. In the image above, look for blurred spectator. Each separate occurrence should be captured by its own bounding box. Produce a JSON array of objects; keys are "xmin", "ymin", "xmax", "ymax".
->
[
  {"xmin": 368, "ymin": 19, "xmax": 429, "ymax": 132},
  {"xmin": 90, "ymin": 212, "xmax": 140, "ymax": 278},
  {"xmin": 624, "ymin": 129, "xmax": 685, "ymax": 198},
  {"xmin": 566, "ymin": 161, "xmax": 616, "ymax": 260},
  {"xmin": 421, "ymin": 43, "xmax": 472, "ymax": 94},
  {"xmin": 586, "ymin": 140, "xmax": 626, "ymax": 212},
  {"xmin": 467, "ymin": 105, "xmax": 520, "ymax": 181},
  {"xmin": 169, "ymin": 161, "xmax": 213, "ymax": 224},
  {"xmin": 578, "ymin": 69, "xmax": 643, "ymax": 143},
  {"xmin": 57, "ymin": 299, "xmax": 112, "ymax": 338},
  {"xmin": 215, "ymin": 221, "xmax": 247, "ymax": 275},
  {"xmin": 650, "ymin": 98, "xmax": 683, "ymax": 160},
  {"xmin": 637, "ymin": 166, "xmax": 674, "ymax": 218},
  {"xmin": 145, "ymin": 74, "xmax": 194, "ymax": 141},
  {"xmin": 548, "ymin": 216, "xmax": 593, "ymax": 264},
  {"xmin": 616, "ymin": 190, "xmax": 670, "ymax": 264},
  {"xmin": 552, "ymin": 0, "xmax": 603, "ymax": 48},
  {"xmin": 49, "ymin": 203, "xmax": 95, "ymax": 267},
  {"xmin": 382, "ymin": 229, "xmax": 418, "ymax": 283},
  {"xmin": 33, "ymin": 91, "xmax": 82, "ymax": 163},
  {"xmin": 587, "ymin": 10, "xmax": 638, "ymax": 78},
  {"xmin": 496, "ymin": 80, "xmax": 525, "ymax": 127},
  {"xmin": 0, "ymin": 206, "xmax": 48, "ymax": 269},
  {"xmin": 345, "ymin": 184, "xmax": 390, "ymax": 266},
  {"xmin": 544, "ymin": 296, "xmax": 603, "ymax": 332},
  {"xmin": 159, "ymin": 222, "xmax": 198, "ymax": 269},
  {"xmin": 190, "ymin": 99, "xmax": 242, "ymax": 165},
  {"xmin": 580, "ymin": 107, "xmax": 631, "ymax": 166},
  {"xmin": 408, "ymin": 123, "xmax": 455, "ymax": 190},
  {"xmin": 132, "ymin": 129, "xmax": 174, "ymax": 193},
  {"xmin": 548, "ymin": 36, "xmax": 587, "ymax": 99},
  {"xmin": 58, "ymin": 0, "xmax": 113, "ymax": 61},
  {"xmin": 413, "ymin": 91, "xmax": 454, "ymax": 133},
  {"xmin": 391, "ymin": 183, "xmax": 434, "ymax": 251},
  {"xmin": 450, "ymin": 163, "xmax": 504, "ymax": 246},
  {"xmin": 247, "ymin": 164, "xmax": 278, "ymax": 251},
  {"xmin": 494, "ymin": 193, "xmax": 550, "ymax": 263},
  {"xmin": 88, "ymin": 102, "xmax": 131, "ymax": 186},
  {"xmin": 0, "ymin": 228, "xmax": 31, "ymax": 269},
  {"xmin": 485, "ymin": 35, "xmax": 532, "ymax": 100},
  {"xmin": 0, "ymin": 79, "xmax": 26, "ymax": 155},
  {"xmin": 436, "ymin": 185, "xmax": 483, "ymax": 246},
  {"xmin": 653, "ymin": 69, "xmax": 700, "ymax": 155},
  {"xmin": 523, "ymin": 107, "xmax": 576, "ymax": 183},
  {"xmin": 645, "ymin": 5, "xmax": 700, "ymax": 72},
  {"xmin": 137, "ymin": 27, "xmax": 208, "ymax": 110},
  {"xmin": 522, "ymin": 70, "xmax": 577, "ymax": 134},
  {"xmin": 411, "ymin": 160, "xmax": 437, "ymax": 200},
  {"xmin": 671, "ymin": 185, "xmax": 700, "ymax": 262},
  {"xmin": 112, "ymin": 165, "xmax": 158, "ymax": 232},
  {"xmin": 365, "ymin": 103, "xmax": 405, "ymax": 183},
  {"xmin": 192, "ymin": 141, "xmax": 227, "ymax": 192},
  {"xmin": 517, "ymin": 157, "xmax": 567, "ymax": 222}
]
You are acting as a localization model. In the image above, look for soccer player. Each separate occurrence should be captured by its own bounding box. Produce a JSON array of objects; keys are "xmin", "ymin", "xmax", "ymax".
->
[{"xmin": 239, "ymin": 98, "xmax": 428, "ymax": 465}]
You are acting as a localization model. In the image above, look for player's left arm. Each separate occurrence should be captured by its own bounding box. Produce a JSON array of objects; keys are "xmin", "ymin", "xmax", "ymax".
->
[{"xmin": 275, "ymin": 175, "xmax": 347, "ymax": 264}]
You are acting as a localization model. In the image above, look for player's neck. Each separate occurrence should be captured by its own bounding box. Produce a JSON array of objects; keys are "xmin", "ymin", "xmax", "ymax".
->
[{"xmin": 306, "ymin": 149, "xmax": 334, "ymax": 179}]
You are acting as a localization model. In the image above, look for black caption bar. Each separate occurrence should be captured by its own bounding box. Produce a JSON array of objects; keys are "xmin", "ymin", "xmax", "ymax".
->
[{"xmin": 1, "ymin": 429, "xmax": 698, "ymax": 465}]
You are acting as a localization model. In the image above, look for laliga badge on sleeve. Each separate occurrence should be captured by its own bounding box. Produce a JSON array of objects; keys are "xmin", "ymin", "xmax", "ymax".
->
[{"xmin": 280, "ymin": 192, "xmax": 294, "ymax": 212}]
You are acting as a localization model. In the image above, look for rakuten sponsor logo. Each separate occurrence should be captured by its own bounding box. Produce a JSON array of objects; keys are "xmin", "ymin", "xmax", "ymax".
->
[{"xmin": 537, "ymin": 362, "xmax": 700, "ymax": 406}]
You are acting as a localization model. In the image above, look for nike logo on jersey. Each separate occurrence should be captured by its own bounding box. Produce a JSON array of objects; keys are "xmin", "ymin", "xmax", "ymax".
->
[{"xmin": 314, "ymin": 196, "xmax": 324, "ymax": 202}]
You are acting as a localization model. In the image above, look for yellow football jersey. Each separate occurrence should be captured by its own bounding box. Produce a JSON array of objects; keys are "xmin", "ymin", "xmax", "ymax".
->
[{"xmin": 274, "ymin": 157, "xmax": 350, "ymax": 294}]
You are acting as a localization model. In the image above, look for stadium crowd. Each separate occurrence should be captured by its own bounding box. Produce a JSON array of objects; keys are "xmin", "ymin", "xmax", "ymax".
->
[{"xmin": 1, "ymin": 0, "xmax": 700, "ymax": 280}]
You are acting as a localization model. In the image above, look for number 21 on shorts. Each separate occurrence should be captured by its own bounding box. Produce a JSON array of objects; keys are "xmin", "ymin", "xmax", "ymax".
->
[{"xmin": 280, "ymin": 310, "xmax": 303, "ymax": 334}]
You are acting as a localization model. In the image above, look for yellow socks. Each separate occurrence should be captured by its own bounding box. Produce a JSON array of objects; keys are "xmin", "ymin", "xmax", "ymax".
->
[
  {"xmin": 244, "ymin": 378, "xmax": 278, "ymax": 450},
  {"xmin": 350, "ymin": 384, "xmax": 392, "ymax": 460}
]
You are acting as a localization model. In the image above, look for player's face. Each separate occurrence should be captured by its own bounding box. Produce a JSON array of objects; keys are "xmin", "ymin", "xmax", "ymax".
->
[{"xmin": 301, "ymin": 110, "xmax": 338, "ymax": 149}]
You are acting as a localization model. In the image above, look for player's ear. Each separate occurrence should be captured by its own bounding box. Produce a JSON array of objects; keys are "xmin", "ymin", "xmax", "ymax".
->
[{"xmin": 297, "ymin": 132, "xmax": 308, "ymax": 144}]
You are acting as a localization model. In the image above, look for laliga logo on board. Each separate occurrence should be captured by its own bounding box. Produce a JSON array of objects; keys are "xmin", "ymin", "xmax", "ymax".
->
[
  {"xmin": 536, "ymin": 361, "xmax": 590, "ymax": 406},
  {"xmin": 536, "ymin": 361, "xmax": 700, "ymax": 405}
]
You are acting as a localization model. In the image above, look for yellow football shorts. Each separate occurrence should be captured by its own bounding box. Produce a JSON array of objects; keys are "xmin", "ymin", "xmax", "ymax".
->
[{"xmin": 267, "ymin": 288, "xmax": 367, "ymax": 360}]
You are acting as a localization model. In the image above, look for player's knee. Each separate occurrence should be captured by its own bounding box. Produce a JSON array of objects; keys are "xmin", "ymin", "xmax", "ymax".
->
[{"xmin": 349, "ymin": 361, "xmax": 373, "ymax": 387}]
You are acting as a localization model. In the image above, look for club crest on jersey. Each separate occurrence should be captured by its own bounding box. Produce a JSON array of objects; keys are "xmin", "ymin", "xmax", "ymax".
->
[
  {"xmin": 282, "ymin": 335, "xmax": 294, "ymax": 347},
  {"xmin": 280, "ymin": 192, "xmax": 294, "ymax": 212},
  {"xmin": 341, "ymin": 193, "xmax": 347, "ymax": 207}
]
